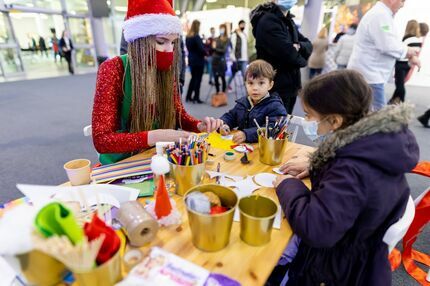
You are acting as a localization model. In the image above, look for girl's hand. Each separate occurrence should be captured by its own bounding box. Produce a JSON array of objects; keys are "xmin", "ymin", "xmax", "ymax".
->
[
  {"xmin": 147, "ymin": 129, "xmax": 191, "ymax": 146},
  {"xmin": 198, "ymin": 117, "xmax": 224, "ymax": 133},
  {"xmin": 279, "ymin": 157, "xmax": 310, "ymax": 179},
  {"xmin": 219, "ymin": 124, "xmax": 231, "ymax": 135},
  {"xmin": 232, "ymin": 131, "xmax": 246, "ymax": 143},
  {"xmin": 273, "ymin": 174, "xmax": 294, "ymax": 188}
]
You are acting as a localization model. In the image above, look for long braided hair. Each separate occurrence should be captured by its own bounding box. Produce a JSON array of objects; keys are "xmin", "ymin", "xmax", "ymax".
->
[{"xmin": 127, "ymin": 36, "xmax": 181, "ymax": 132}]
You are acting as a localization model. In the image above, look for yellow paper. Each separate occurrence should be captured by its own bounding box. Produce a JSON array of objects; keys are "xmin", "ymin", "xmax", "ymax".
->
[{"xmin": 207, "ymin": 132, "xmax": 234, "ymax": 151}]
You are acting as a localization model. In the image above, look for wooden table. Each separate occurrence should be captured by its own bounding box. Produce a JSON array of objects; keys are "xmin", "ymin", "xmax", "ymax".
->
[{"xmin": 123, "ymin": 142, "xmax": 313, "ymax": 286}]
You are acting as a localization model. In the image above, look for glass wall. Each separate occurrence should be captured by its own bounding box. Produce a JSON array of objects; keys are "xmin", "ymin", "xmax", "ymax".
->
[
  {"xmin": 0, "ymin": 12, "xmax": 12, "ymax": 44},
  {"xmin": 65, "ymin": 0, "xmax": 89, "ymax": 15},
  {"xmin": 0, "ymin": 48, "xmax": 22, "ymax": 73},
  {"xmin": 4, "ymin": 0, "xmax": 61, "ymax": 10},
  {"xmin": 68, "ymin": 17, "xmax": 92, "ymax": 44}
]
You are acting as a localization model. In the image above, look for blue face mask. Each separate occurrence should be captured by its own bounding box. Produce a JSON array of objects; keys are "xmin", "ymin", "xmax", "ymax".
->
[
  {"xmin": 302, "ymin": 118, "xmax": 332, "ymax": 143},
  {"xmin": 278, "ymin": 0, "xmax": 297, "ymax": 11}
]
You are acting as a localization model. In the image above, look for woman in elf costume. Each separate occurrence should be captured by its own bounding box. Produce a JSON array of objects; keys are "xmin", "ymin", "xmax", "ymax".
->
[{"xmin": 92, "ymin": 0, "xmax": 222, "ymax": 164}]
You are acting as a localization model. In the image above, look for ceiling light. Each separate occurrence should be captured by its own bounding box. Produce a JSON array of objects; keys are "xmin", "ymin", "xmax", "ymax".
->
[
  {"xmin": 115, "ymin": 6, "xmax": 127, "ymax": 12},
  {"xmin": 207, "ymin": 0, "xmax": 217, "ymax": 3}
]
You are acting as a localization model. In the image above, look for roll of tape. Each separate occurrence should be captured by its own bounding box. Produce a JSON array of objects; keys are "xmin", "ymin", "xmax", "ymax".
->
[
  {"xmin": 224, "ymin": 151, "xmax": 236, "ymax": 161},
  {"xmin": 117, "ymin": 201, "xmax": 159, "ymax": 247}
]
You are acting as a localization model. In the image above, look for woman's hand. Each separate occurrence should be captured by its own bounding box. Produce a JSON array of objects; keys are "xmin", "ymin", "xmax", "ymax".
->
[
  {"xmin": 273, "ymin": 174, "xmax": 294, "ymax": 188},
  {"xmin": 232, "ymin": 131, "xmax": 246, "ymax": 144},
  {"xmin": 219, "ymin": 124, "xmax": 231, "ymax": 136},
  {"xmin": 279, "ymin": 157, "xmax": 310, "ymax": 179},
  {"xmin": 197, "ymin": 117, "xmax": 223, "ymax": 133},
  {"xmin": 147, "ymin": 129, "xmax": 191, "ymax": 146}
]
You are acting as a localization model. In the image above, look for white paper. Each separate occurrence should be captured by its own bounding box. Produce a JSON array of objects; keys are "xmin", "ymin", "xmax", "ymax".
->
[
  {"xmin": 205, "ymin": 170, "xmax": 243, "ymax": 182},
  {"xmin": 272, "ymin": 167, "xmax": 285, "ymax": 175},
  {"xmin": 254, "ymin": 173, "xmax": 277, "ymax": 188},
  {"xmin": 16, "ymin": 184, "xmax": 139, "ymax": 208},
  {"xmin": 221, "ymin": 134, "xmax": 234, "ymax": 140}
]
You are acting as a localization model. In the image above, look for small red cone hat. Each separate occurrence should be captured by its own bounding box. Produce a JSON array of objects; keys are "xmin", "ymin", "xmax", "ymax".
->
[{"xmin": 154, "ymin": 175, "xmax": 172, "ymax": 219}]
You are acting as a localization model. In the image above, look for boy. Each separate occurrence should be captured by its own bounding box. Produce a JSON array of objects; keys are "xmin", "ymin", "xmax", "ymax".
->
[{"xmin": 219, "ymin": 60, "xmax": 287, "ymax": 143}]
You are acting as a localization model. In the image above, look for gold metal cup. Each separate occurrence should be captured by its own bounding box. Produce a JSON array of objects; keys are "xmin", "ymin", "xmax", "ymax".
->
[
  {"xmin": 258, "ymin": 128, "xmax": 288, "ymax": 165},
  {"xmin": 14, "ymin": 250, "xmax": 67, "ymax": 286},
  {"xmin": 184, "ymin": 184, "xmax": 238, "ymax": 252},
  {"xmin": 73, "ymin": 250, "xmax": 121, "ymax": 286},
  {"xmin": 169, "ymin": 162, "xmax": 206, "ymax": 196},
  {"xmin": 239, "ymin": 195, "xmax": 278, "ymax": 246}
]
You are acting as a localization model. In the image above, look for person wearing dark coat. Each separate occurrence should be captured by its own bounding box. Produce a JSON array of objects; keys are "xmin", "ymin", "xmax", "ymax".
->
[
  {"xmin": 219, "ymin": 60, "xmax": 287, "ymax": 143},
  {"xmin": 250, "ymin": 1, "xmax": 312, "ymax": 114},
  {"xmin": 185, "ymin": 20, "xmax": 206, "ymax": 103},
  {"xmin": 272, "ymin": 70, "xmax": 419, "ymax": 286},
  {"xmin": 212, "ymin": 23, "xmax": 229, "ymax": 95},
  {"xmin": 59, "ymin": 30, "xmax": 74, "ymax": 75}
]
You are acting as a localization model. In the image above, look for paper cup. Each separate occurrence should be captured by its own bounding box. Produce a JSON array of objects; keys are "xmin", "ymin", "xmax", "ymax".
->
[{"xmin": 64, "ymin": 159, "xmax": 91, "ymax": 186}]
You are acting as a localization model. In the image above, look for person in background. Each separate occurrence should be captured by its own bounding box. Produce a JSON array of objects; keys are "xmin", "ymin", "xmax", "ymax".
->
[
  {"xmin": 388, "ymin": 20, "xmax": 422, "ymax": 104},
  {"xmin": 347, "ymin": 0, "xmax": 420, "ymax": 111},
  {"xmin": 332, "ymin": 25, "xmax": 346, "ymax": 44},
  {"xmin": 50, "ymin": 29, "xmax": 60, "ymax": 63},
  {"xmin": 185, "ymin": 20, "xmax": 206, "ymax": 104},
  {"xmin": 308, "ymin": 27, "xmax": 328, "ymax": 79},
  {"xmin": 212, "ymin": 24, "xmax": 229, "ymax": 96},
  {"xmin": 227, "ymin": 20, "xmax": 249, "ymax": 88},
  {"xmin": 38, "ymin": 36, "xmax": 48, "ymax": 57},
  {"xmin": 251, "ymin": 0, "xmax": 312, "ymax": 114},
  {"xmin": 59, "ymin": 30, "xmax": 74, "ymax": 75},
  {"xmin": 334, "ymin": 23, "xmax": 357, "ymax": 69},
  {"xmin": 271, "ymin": 70, "xmax": 419, "ymax": 285},
  {"xmin": 92, "ymin": 0, "xmax": 222, "ymax": 165},
  {"xmin": 205, "ymin": 27, "xmax": 216, "ymax": 85},
  {"xmin": 417, "ymin": 22, "xmax": 429, "ymax": 128},
  {"xmin": 219, "ymin": 60, "xmax": 286, "ymax": 143}
]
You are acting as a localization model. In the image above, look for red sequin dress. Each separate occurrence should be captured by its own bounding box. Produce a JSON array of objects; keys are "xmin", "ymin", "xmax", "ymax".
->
[{"xmin": 92, "ymin": 56, "xmax": 200, "ymax": 154}]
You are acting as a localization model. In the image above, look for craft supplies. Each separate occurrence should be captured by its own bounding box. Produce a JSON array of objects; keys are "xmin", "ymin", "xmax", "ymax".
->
[
  {"xmin": 224, "ymin": 151, "xmax": 236, "ymax": 161},
  {"xmin": 258, "ymin": 127, "xmax": 288, "ymax": 166},
  {"xmin": 256, "ymin": 116, "xmax": 292, "ymax": 140},
  {"xmin": 35, "ymin": 202, "xmax": 84, "ymax": 245},
  {"xmin": 117, "ymin": 201, "xmax": 159, "ymax": 247},
  {"xmin": 203, "ymin": 192, "xmax": 221, "ymax": 206},
  {"xmin": 216, "ymin": 163, "xmax": 221, "ymax": 184},
  {"xmin": 91, "ymin": 158, "xmax": 152, "ymax": 184},
  {"xmin": 123, "ymin": 249, "xmax": 144, "ymax": 272},
  {"xmin": 184, "ymin": 184, "xmax": 238, "ymax": 252},
  {"xmin": 240, "ymin": 153, "xmax": 250, "ymax": 164},
  {"xmin": 185, "ymin": 192, "xmax": 211, "ymax": 214},
  {"xmin": 206, "ymin": 132, "xmax": 235, "ymax": 151},
  {"xmin": 165, "ymin": 138, "xmax": 208, "ymax": 166},
  {"xmin": 254, "ymin": 173, "xmax": 277, "ymax": 188}
]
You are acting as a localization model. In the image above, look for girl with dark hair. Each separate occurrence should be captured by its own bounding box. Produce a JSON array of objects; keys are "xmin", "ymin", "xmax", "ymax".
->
[
  {"xmin": 271, "ymin": 70, "xmax": 419, "ymax": 285},
  {"xmin": 92, "ymin": 0, "xmax": 222, "ymax": 164},
  {"xmin": 185, "ymin": 20, "xmax": 206, "ymax": 103}
]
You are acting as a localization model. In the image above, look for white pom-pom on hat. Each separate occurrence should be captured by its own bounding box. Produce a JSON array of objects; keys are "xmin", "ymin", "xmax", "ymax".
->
[{"xmin": 151, "ymin": 155, "xmax": 170, "ymax": 175}]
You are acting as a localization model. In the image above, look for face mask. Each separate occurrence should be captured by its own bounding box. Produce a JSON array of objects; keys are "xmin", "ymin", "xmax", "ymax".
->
[
  {"xmin": 302, "ymin": 118, "xmax": 332, "ymax": 143},
  {"xmin": 156, "ymin": 50, "xmax": 174, "ymax": 71},
  {"xmin": 240, "ymin": 26, "xmax": 245, "ymax": 32},
  {"xmin": 220, "ymin": 29, "xmax": 225, "ymax": 35},
  {"xmin": 278, "ymin": 0, "xmax": 297, "ymax": 11}
]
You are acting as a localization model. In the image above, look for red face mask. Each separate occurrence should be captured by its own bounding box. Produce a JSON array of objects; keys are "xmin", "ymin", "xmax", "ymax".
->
[{"xmin": 156, "ymin": 50, "xmax": 174, "ymax": 71}]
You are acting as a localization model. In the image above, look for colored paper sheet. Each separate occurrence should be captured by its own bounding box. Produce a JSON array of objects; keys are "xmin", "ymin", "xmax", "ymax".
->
[{"xmin": 206, "ymin": 132, "xmax": 234, "ymax": 151}]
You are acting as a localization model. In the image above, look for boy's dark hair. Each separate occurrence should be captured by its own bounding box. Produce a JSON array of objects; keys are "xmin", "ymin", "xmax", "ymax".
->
[
  {"xmin": 245, "ymin": 60, "xmax": 276, "ymax": 81},
  {"xmin": 301, "ymin": 70, "xmax": 372, "ymax": 128}
]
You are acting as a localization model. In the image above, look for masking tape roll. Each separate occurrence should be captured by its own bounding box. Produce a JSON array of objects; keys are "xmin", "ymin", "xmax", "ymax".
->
[
  {"xmin": 117, "ymin": 201, "xmax": 159, "ymax": 247},
  {"xmin": 224, "ymin": 151, "xmax": 236, "ymax": 161}
]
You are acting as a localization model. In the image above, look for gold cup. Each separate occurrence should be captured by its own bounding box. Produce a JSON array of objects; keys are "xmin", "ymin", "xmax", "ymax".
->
[
  {"xmin": 239, "ymin": 195, "xmax": 278, "ymax": 246},
  {"xmin": 169, "ymin": 162, "xmax": 206, "ymax": 196},
  {"xmin": 184, "ymin": 184, "xmax": 238, "ymax": 252},
  {"xmin": 73, "ymin": 250, "xmax": 121, "ymax": 286},
  {"xmin": 258, "ymin": 128, "xmax": 288, "ymax": 165},
  {"xmin": 13, "ymin": 250, "xmax": 67, "ymax": 286}
]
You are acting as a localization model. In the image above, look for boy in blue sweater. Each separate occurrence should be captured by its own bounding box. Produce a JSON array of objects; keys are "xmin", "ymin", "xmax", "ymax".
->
[{"xmin": 219, "ymin": 60, "xmax": 287, "ymax": 143}]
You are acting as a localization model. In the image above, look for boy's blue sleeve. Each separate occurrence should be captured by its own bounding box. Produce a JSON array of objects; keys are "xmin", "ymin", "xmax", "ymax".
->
[
  {"xmin": 220, "ymin": 105, "xmax": 239, "ymax": 128},
  {"xmin": 242, "ymin": 126, "xmax": 259, "ymax": 143}
]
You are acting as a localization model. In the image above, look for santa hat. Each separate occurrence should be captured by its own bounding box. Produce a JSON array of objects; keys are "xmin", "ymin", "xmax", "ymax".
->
[{"xmin": 123, "ymin": 0, "xmax": 182, "ymax": 43}]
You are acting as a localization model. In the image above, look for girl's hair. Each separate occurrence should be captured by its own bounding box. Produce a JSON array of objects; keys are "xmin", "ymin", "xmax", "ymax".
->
[
  {"xmin": 187, "ymin": 20, "xmax": 200, "ymax": 37},
  {"xmin": 404, "ymin": 20, "xmax": 419, "ymax": 37},
  {"xmin": 127, "ymin": 36, "xmax": 180, "ymax": 133},
  {"xmin": 301, "ymin": 70, "xmax": 372, "ymax": 128},
  {"xmin": 317, "ymin": 27, "xmax": 328, "ymax": 39},
  {"xmin": 245, "ymin": 59, "xmax": 276, "ymax": 81},
  {"xmin": 419, "ymin": 22, "xmax": 429, "ymax": 37}
]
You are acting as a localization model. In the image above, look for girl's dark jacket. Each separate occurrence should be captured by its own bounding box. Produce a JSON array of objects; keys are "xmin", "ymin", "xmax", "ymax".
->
[{"xmin": 276, "ymin": 104, "xmax": 419, "ymax": 286}]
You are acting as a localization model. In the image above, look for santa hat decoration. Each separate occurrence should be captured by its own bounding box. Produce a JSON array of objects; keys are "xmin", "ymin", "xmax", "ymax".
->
[
  {"xmin": 123, "ymin": 0, "xmax": 182, "ymax": 43},
  {"xmin": 151, "ymin": 155, "xmax": 172, "ymax": 219}
]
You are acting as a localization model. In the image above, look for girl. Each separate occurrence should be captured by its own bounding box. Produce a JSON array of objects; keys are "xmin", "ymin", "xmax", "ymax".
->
[
  {"xmin": 273, "ymin": 70, "xmax": 419, "ymax": 285},
  {"xmin": 92, "ymin": 0, "xmax": 222, "ymax": 164}
]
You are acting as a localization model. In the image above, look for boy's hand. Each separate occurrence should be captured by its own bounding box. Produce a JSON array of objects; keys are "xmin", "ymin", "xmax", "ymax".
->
[
  {"xmin": 232, "ymin": 131, "xmax": 246, "ymax": 143},
  {"xmin": 219, "ymin": 124, "xmax": 231, "ymax": 135}
]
